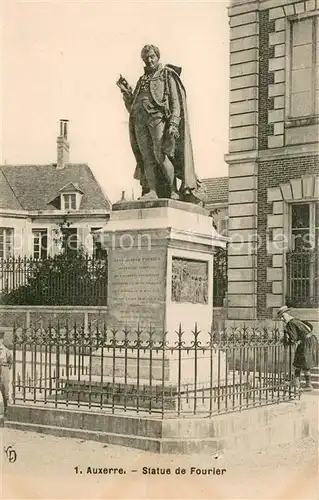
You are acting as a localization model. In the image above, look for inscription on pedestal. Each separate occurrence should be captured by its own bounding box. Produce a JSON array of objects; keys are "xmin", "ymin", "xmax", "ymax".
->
[
  {"xmin": 108, "ymin": 248, "xmax": 166, "ymax": 332},
  {"xmin": 172, "ymin": 257, "xmax": 208, "ymax": 304}
]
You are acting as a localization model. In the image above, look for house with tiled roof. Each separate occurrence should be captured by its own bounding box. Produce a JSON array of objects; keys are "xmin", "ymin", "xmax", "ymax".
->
[
  {"xmin": 0, "ymin": 120, "xmax": 111, "ymax": 259},
  {"xmin": 203, "ymin": 176, "xmax": 229, "ymax": 236}
]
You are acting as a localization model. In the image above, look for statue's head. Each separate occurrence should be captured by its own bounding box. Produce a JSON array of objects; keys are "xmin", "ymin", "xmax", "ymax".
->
[{"xmin": 141, "ymin": 45, "xmax": 160, "ymax": 70}]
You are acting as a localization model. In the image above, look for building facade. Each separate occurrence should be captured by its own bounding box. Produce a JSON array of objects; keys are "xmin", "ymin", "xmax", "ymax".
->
[
  {"xmin": 226, "ymin": 0, "xmax": 319, "ymax": 328},
  {"xmin": 0, "ymin": 120, "xmax": 111, "ymax": 259}
]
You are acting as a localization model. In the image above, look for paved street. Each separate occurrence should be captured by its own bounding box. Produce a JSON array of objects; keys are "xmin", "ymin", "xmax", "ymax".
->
[{"xmin": 1, "ymin": 426, "xmax": 318, "ymax": 500}]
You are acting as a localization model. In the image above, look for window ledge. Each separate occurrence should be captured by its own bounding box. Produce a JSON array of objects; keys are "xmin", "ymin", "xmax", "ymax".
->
[{"xmin": 285, "ymin": 116, "xmax": 319, "ymax": 128}]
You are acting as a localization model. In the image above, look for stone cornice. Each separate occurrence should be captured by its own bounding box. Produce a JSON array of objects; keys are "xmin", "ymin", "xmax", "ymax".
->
[
  {"xmin": 228, "ymin": 0, "xmax": 259, "ymax": 16},
  {"xmin": 170, "ymin": 228, "xmax": 229, "ymax": 249},
  {"xmin": 0, "ymin": 209, "xmax": 29, "ymax": 218},
  {"xmin": 229, "ymin": 0, "xmax": 319, "ymax": 15},
  {"xmin": 226, "ymin": 144, "xmax": 319, "ymax": 164},
  {"xmin": 225, "ymin": 151, "xmax": 259, "ymax": 164},
  {"xmin": 28, "ymin": 210, "xmax": 110, "ymax": 218},
  {"xmin": 1, "ymin": 208, "xmax": 110, "ymax": 219},
  {"xmin": 258, "ymin": 144, "xmax": 319, "ymax": 162}
]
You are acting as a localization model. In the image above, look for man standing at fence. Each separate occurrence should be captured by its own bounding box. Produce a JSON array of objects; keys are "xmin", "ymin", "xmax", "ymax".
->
[
  {"xmin": 277, "ymin": 306, "xmax": 319, "ymax": 391},
  {"xmin": 0, "ymin": 331, "xmax": 12, "ymax": 417}
]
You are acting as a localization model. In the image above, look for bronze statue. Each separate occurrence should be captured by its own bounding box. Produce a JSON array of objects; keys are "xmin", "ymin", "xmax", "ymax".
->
[{"xmin": 117, "ymin": 45, "xmax": 206, "ymax": 204}]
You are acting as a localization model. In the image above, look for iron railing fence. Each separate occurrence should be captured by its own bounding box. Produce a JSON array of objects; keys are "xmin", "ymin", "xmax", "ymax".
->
[
  {"xmin": 12, "ymin": 323, "xmax": 297, "ymax": 418},
  {"xmin": 0, "ymin": 255, "xmax": 108, "ymax": 306},
  {"xmin": 0, "ymin": 252, "xmax": 228, "ymax": 308},
  {"xmin": 286, "ymin": 250, "xmax": 319, "ymax": 308}
]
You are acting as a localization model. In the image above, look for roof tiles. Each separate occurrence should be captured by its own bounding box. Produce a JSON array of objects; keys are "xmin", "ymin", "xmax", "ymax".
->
[{"xmin": 0, "ymin": 164, "xmax": 111, "ymax": 211}]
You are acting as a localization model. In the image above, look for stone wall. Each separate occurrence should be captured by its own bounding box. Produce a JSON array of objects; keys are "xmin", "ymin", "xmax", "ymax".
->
[
  {"xmin": 0, "ymin": 306, "xmax": 226, "ymax": 346},
  {"xmin": 257, "ymin": 160, "xmax": 319, "ymax": 319},
  {"xmin": 6, "ymin": 396, "xmax": 318, "ymax": 454},
  {"xmin": 227, "ymin": 160, "xmax": 258, "ymax": 322},
  {"xmin": 0, "ymin": 306, "xmax": 108, "ymax": 330},
  {"xmin": 226, "ymin": 0, "xmax": 319, "ymax": 325},
  {"xmin": 229, "ymin": 9, "xmax": 259, "ymax": 154}
]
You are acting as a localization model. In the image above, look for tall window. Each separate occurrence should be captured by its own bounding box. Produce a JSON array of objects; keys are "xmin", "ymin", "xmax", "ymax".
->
[
  {"xmin": 32, "ymin": 230, "xmax": 48, "ymax": 259},
  {"xmin": 290, "ymin": 202, "xmax": 318, "ymax": 250},
  {"xmin": 290, "ymin": 16, "xmax": 319, "ymax": 118},
  {"xmin": 63, "ymin": 194, "xmax": 77, "ymax": 210},
  {"xmin": 91, "ymin": 228, "xmax": 107, "ymax": 260},
  {"xmin": 213, "ymin": 247, "xmax": 228, "ymax": 307},
  {"xmin": 0, "ymin": 228, "xmax": 14, "ymax": 258},
  {"xmin": 286, "ymin": 202, "xmax": 319, "ymax": 308},
  {"xmin": 62, "ymin": 227, "xmax": 79, "ymax": 255}
]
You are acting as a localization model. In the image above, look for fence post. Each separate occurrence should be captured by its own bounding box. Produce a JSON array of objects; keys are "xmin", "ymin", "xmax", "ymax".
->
[
  {"xmin": 176, "ymin": 324, "xmax": 183, "ymax": 417},
  {"xmin": 161, "ymin": 331, "xmax": 167, "ymax": 419},
  {"xmin": 193, "ymin": 323, "xmax": 199, "ymax": 415},
  {"xmin": 12, "ymin": 323, "xmax": 17, "ymax": 405},
  {"xmin": 148, "ymin": 325, "xmax": 154, "ymax": 415}
]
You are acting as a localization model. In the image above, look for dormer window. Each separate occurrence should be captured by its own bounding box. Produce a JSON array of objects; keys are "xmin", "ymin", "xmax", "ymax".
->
[
  {"xmin": 55, "ymin": 182, "xmax": 84, "ymax": 211},
  {"xmin": 63, "ymin": 193, "xmax": 77, "ymax": 210}
]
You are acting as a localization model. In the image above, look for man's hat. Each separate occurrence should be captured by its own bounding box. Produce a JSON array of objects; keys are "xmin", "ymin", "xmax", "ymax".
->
[{"xmin": 276, "ymin": 305, "xmax": 291, "ymax": 318}]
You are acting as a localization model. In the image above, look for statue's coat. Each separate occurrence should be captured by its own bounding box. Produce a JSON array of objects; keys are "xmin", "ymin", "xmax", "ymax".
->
[{"xmin": 127, "ymin": 65, "xmax": 198, "ymax": 196}]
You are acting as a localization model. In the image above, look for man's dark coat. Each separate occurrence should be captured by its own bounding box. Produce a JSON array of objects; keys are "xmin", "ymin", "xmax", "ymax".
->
[{"xmin": 284, "ymin": 318, "xmax": 319, "ymax": 370}]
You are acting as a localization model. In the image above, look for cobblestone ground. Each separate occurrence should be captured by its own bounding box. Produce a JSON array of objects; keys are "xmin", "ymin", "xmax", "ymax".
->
[{"xmin": 1, "ymin": 426, "xmax": 318, "ymax": 500}]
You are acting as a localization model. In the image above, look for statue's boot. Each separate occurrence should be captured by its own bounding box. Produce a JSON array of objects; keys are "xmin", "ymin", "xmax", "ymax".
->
[
  {"xmin": 139, "ymin": 190, "xmax": 158, "ymax": 201},
  {"xmin": 169, "ymin": 176, "xmax": 179, "ymax": 200},
  {"xmin": 170, "ymin": 191, "xmax": 179, "ymax": 200}
]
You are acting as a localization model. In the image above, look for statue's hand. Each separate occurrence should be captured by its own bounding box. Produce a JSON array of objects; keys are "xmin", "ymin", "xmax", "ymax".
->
[
  {"xmin": 119, "ymin": 84, "xmax": 131, "ymax": 95},
  {"xmin": 116, "ymin": 75, "xmax": 133, "ymax": 95},
  {"xmin": 168, "ymin": 124, "xmax": 179, "ymax": 139},
  {"xmin": 117, "ymin": 83, "xmax": 131, "ymax": 95}
]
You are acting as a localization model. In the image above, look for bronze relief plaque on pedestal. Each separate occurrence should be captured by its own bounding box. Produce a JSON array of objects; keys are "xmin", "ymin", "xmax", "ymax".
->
[{"xmin": 171, "ymin": 257, "xmax": 208, "ymax": 304}]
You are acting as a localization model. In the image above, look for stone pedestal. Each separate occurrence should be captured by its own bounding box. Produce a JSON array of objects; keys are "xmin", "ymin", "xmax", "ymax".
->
[
  {"xmin": 89, "ymin": 200, "xmax": 228, "ymax": 396},
  {"xmin": 100, "ymin": 199, "xmax": 227, "ymax": 340}
]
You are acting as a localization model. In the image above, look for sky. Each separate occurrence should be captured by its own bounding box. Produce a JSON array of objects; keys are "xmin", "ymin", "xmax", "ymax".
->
[{"xmin": 2, "ymin": 0, "xmax": 230, "ymax": 203}]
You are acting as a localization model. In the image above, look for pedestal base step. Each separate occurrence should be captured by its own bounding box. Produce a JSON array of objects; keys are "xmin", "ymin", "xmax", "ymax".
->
[
  {"xmin": 53, "ymin": 375, "xmax": 249, "ymax": 411},
  {"xmin": 301, "ymin": 367, "xmax": 319, "ymax": 390},
  {"xmin": 5, "ymin": 398, "xmax": 315, "ymax": 455}
]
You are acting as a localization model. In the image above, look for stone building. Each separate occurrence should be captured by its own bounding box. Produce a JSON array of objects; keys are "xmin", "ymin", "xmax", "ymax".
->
[
  {"xmin": 0, "ymin": 120, "xmax": 111, "ymax": 259},
  {"xmin": 226, "ymin": 0, "xmax": 319, "ymax": 329}
]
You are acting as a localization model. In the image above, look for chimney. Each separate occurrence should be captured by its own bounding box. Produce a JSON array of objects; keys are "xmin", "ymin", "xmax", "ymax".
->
[{"xmin": 57, "ymin": 119, "xmax": 69, "ymax": 169}]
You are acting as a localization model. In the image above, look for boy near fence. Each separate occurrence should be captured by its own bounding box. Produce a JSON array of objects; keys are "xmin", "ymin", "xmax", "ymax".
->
[
  {"xmin": 277, "ymin": 306, "xmax": 319, "ymax": 391},
  {"xmin": 0, "ymin": 331, "xmax": 13, "ymax": 417}
]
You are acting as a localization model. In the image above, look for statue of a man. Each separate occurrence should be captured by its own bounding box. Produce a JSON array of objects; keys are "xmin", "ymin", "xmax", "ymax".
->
[{"xmin": 117, "ymin": 44, "xmax": 204, "ymax": 203}]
